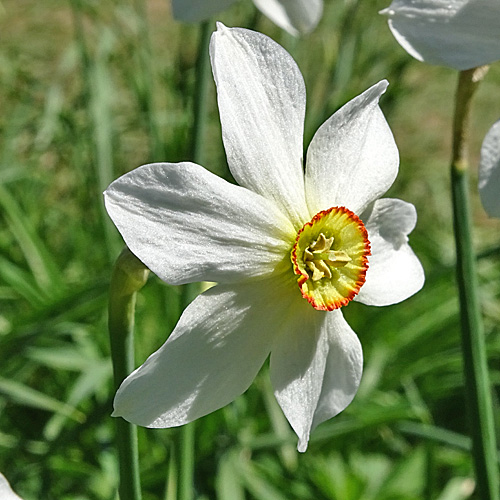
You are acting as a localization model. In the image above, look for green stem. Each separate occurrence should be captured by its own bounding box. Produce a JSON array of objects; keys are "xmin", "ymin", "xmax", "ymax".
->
[
  {"xmin": 177, "ymin": 20, "xmax": 212, "ymax": 500},
  {"xmin": 179, "ymin": 423, "xmax": 195, "ymax": 500},
  {"xmin": 177, "ymin": 282, "xmax": 196, "ymax": 500},
  {"xmin": 109, "ymin": 248, "xmax": 149, "ymax": 500},
  {"xmin": 191, "ymin": 21, "xmax": 212, "ymax": 165},
  {"xmin": 451, "ymin": 67, "xmax": 499, "ymax": 500}
]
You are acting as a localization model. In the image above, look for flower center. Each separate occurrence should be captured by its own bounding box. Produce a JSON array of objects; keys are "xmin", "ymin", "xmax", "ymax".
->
[{"xmin": 290, "ymin": 207, "xmax": 371, "ymax": 311}]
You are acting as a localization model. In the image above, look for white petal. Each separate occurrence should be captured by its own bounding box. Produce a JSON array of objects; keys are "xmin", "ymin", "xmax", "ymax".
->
[
  {"xmin": 105, "ymin": 162, "xmax": 296, "ymax": 285},
  {"xmin": 0, "ymin": 474, "xmax": 23, "ymax": 500},
  {"xmin": 113, "ymin": 278, "xmax": 304, "ymax": 427},
  {"xmin": 355, "ymin": 198, "xmax": 425, "ymax": 306},
  {"xmin": 310, "ymin": 312, "xmax": 363, "ymax": 432},
  {"xmin": 305, "ymin": 80, "xmax": 399, "ymax": 216},
  {"xmin": 270, "ymin": 304, "xmax": 326, "ymax": 451},
  {"xmin": 479, "ymin": 119, "xmax": 500, "ymax": 218},
  {"xmin": 252, "ymin": 0, "xmax": 323, "ymax": 36},
  {"xmin": 270, "ymin": 309, "xmax": 362, "ymax": 452},
  {"xmin": 211, "ymin": 24, "xmax": 310, "ymax": 229},
  {"xmin": 381, "ymin": 0, "xmax": 500, "ymax": 71},
  {"xmin": 171, "ymin": 0, "xmax": 237, "ymax": 23}
]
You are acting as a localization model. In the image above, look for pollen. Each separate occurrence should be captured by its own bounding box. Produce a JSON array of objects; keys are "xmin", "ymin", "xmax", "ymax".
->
[{"xmin": 290, "ymin": 207, "xmax": 371, "ymax": 311}]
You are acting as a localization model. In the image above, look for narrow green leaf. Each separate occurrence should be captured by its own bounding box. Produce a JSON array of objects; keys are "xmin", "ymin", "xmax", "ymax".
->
[
  {"xmin": 215, "ymin": 453, "xmax": 245, "ymax": 500},
  {"xmin": 0, "ymin": 184, "xmax": 63, "ymax": 293},
  {"xmin": 0, "ymin": 377, "xmax": 84, "ymax": 421}
]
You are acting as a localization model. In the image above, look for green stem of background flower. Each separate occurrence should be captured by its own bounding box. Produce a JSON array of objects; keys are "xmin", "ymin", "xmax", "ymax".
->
[
  {"xmin": 451, "ymin": 67, "xmax": 499, "ymax": 500},
  {"xmin": 109, "ymin": 248, "xmax": 149, "ymax": 500},
  {"xmin": 190, "ymin": 21, "xmax": 212, "ymax": 165},
  {"xmin": 178, "ymin": 20, "xmax": 212, "ymax": 500}
]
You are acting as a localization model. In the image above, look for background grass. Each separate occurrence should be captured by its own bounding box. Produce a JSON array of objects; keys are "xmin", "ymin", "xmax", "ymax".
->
[{"xmin": 1, "ymin": 0, "xmax": 499, "ymax": 498}]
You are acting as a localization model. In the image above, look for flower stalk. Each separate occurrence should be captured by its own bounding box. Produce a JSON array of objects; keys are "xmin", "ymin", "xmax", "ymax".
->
[
  {"xmin": 178, "ymin": 282, "xmax": 198, "ymax": 500},
  {"xmin": 191, "ymin": 21, "xmax": 212, "ymax": 166},
  {"xmin": 178, "ymin": 20, "xmax": 212, "ymax": 500},
  {"xmin": 109, "ymin": 247, "xmax": 149, "ymax": 500},
  {"xmin": 450, "ymin": 67, "xmax": 499, "ymax": 500}
]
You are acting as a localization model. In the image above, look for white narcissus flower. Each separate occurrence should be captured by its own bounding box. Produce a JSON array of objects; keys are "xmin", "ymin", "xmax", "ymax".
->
[
  {"xmin": 479, "ymin": 119, "xmax": 500, "ymax": 218},
  {"xmin": 380, "ymin": 0, "xmax": 500, "ymax": 71},
  {"xmin": 172, "ymin": 0, "xmax": 323, "ymax": 36},
  {"xmin": 105, "ymin": 25, "xmax": 424, "ymax": 452},
  {"xmin": 0, "ymin": 473, "xmax": 23, "ymax": 500}
]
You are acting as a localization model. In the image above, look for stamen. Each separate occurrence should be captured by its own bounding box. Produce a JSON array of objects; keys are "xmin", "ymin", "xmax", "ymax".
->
[
  {"xmin": 304, "ymin": 232, "xmax": 352, "ymax": 281},
  {"xmin": 304, "ymin": 253, "xmax": 352, "ymax": 280}
]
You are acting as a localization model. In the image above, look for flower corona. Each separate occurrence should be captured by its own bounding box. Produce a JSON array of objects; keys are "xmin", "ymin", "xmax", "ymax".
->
[{"xmin": 291, "ymin": 207, "xmax": 371, "ymax": 310}]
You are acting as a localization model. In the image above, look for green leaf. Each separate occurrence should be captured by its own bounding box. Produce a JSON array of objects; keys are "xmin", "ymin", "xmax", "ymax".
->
[{"xmin": 0, "ymin": 377, "xmax": 84, "ymax": 421}]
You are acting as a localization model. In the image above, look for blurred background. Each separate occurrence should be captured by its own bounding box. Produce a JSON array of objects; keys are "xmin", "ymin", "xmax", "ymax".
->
[{"xmin": 1, "ymin": 0, "xmax": 499, "ymax": 498}]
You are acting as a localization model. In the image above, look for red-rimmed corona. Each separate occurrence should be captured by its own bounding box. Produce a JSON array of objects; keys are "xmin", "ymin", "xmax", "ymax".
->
[{"xmin": 291, "ymin": 207, "xmax": 371, "ymax": 310}]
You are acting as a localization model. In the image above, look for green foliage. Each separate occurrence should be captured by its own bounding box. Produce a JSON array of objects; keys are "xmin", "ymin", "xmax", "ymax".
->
[{"xmin": 0, "ymin": 0, "xmax": 499, "ymax": 499}]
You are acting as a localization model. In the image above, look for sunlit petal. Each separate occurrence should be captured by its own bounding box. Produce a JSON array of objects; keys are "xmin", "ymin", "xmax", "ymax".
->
[
  {"xmin": 211, "ymin": 24, "xmax": 310, "ymax": 229},
  {"xmin": 271, "ymin": 309, "xmax": 362, "ymax": 451},
  {"xmin": 105, "ymin": 162, "xmax": 296, "ymax": 285},
  {"xmin": 356, "ymin": 199, "xmax": 425, "ymax": 306},
  {"xmin": 113, "ymin": 278, "xmax": 303, "ymax": 427},
  {"xmin": 305, "ymin": 80, "xmax": 399, "ymax": 215}
]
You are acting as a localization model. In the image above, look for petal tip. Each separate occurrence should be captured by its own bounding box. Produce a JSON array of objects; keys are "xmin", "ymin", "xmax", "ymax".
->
[
  {"xmin": 297, "ymin": 438, "xmax": 309, "ymax": 453},
  {"xmin": 215, "ymin": 21, "xmax": 228, "ymax": 33},
  {"xmin": 376, "ymin": 79, "xmax": 389, "ymax": 94}
]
